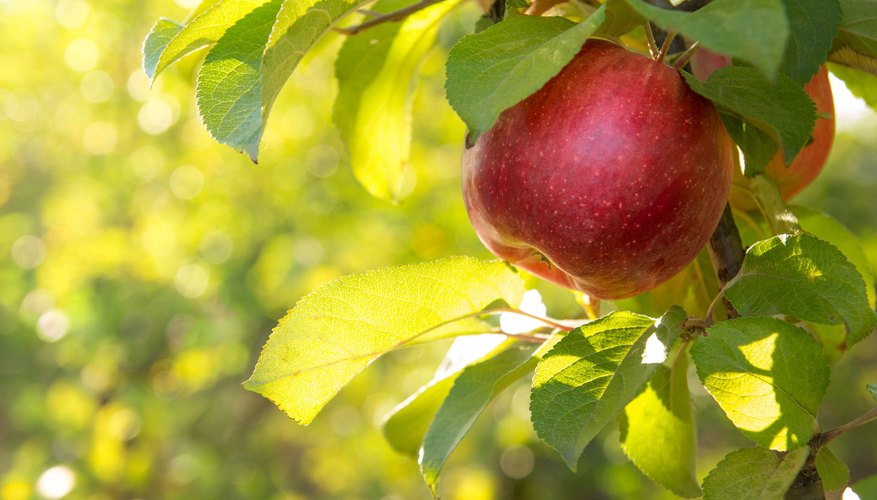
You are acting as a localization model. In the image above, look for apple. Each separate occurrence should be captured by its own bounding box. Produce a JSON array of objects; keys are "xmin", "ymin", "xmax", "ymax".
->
[
  {"xmin": 691, "ymin": 50, "xmax": 835, "ymax": 202},
  {"xmin": 462, "ymin": 39, "xmax": 734, "ymax": 300}
]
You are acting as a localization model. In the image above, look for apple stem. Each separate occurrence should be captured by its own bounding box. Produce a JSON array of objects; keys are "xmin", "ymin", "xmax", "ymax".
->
[
  {"xmin": 644, "ymin": 23, "xmax": 660, "ymax": 59},
  {"xmin": 655, "ymin": 30, "xmax": 677, "ymax": 63},
  {"xmin": 673, "ymin": 41, "xmax": 700, "ymax": 69}
]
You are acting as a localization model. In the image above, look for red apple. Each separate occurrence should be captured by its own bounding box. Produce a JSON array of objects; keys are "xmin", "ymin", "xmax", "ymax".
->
[
  {"xmin": 691, "ymin": 51, "xmax": 835, "ymax": 201},
  {"xmin": 462, "ymin": 39, "xmax": 734, "ymax": 300}
]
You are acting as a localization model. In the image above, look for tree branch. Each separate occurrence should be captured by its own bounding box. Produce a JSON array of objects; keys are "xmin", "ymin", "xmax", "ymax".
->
[
  {"xmin": 707, "ymin": 204, "xmax": 745, "ymax": 318},
  {"xmin": 334, "ymin": 0, "xmax": 447, "ymax": 35}
]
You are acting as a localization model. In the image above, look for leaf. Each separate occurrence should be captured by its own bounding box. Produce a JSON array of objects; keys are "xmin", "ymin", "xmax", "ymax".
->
[
  {"xmin": 243, "ymin": 256, "xmax": 525, "ymax": 425},
  {"xmin": 683, "ymin": 67, "xmax": 816, "ymax": 167},
  {"xmin": 829, "ymin": 63, "xmax": 877, "ymax": 111},
  {"xmin": 597, "ymin": 0, "xmax": 645, "ymax": 38},
  {"xmin": 815, "ymin": 446, "xmax": 850, "ymax": 492},
  {"xmin": 868, "ymin": 383, "xmax": 877, "ymax": 401},
  {"xmin": 724, "ymin": 233, "xmax": 877, "ymax": 347},
  {"xmin": 420, "ymin": 341, "xmax": 539, "ymax": 495},
  {"xmin": 835, "ymin": 0, "xmax": 877, "ymax": 60},
  {"xmin": 829, "ymin": 46, "xmax": 877, "ymax": 75},
  {"xmin": 719, "ymin": 114, "xmax": 779, "ymax": 176},
  {"xmin": 333, "ymin": 0, "xmax": 458, "ymax": 201},
  {"xmin": 147, "ymin": 0, "xmax": 270, "ymax": 81},
  {"xmin": 780, "ymin": 0, "xmax": 840, "ymax": 85},
  {"xmin": 701, "ymin": 446, "xmax": 809, "ymax": 500},
  {"xmin": 625, "ymin": 0, "xmax": 788, "ymax": 79},
  {"xmin": 691, "ymin": 317, "xmax": 829, "ymax": 451},
  {"xmin": 384, "ymin": 374, "xmax": 458, "ymax": 456},
  {"xmin": 445, "ymin": 8, "xmax": 606, "ymax": 142},
  {"xmin": 530, "ymin": 306, "xmax": 686, "ymax": 470},
  {"xmin": 619, "ymin": 353, "xmax": 700, "ymax": 498},
  {"xmin": 195, "ymin": 0, "xmax": 284, "ymax": 160},
  {"xmin": 142, "ymin": 19, "xmax": 183, "ymax": 80},
  {"xmin": 852, "ymin": 475, "xmax": 877, "ymax": 499}
]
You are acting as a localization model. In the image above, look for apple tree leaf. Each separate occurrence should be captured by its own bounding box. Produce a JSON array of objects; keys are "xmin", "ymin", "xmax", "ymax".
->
[
  {"xmin": 852, "ymin": 475, "xmax": 877, "ymax": 499},
  {"xmin": 142, "ymin": 19, "xmax": 184, "ymax": 80},
  {"xmin": 816, "ymin": 446, "xmax": 850, "ymax": 492},
  {"xmin": 445, "ymin": 7, "xmax": 606, "ymax": 142},
  {"xmin": 597, "ymin": 0, "xmax": 646, "ymax": 38},
  {"xmin": 835, "ymin": 0, "xmax": 877, "ymax": 61},
  {"xmin": 701, "ymin": 446, "xmax": 809, "ymax": 500},
  {"xmin": 683, "ymin": 66, "xmax": 816, "ymax": 167},
  {"xmin": 868, "ymin": 383, "xmax": 877, "ymax": 401},
  {"xmin": 724, "ymin": 233, "xmax": 877, "ymax": 347},
  {"xmin": 619, "ymin": 352, "xmax": 700, "ymax": 498},
  {"xmin": 625, "ymin": 0, "xmax": 788, "ymax": 79},
  {"xmin": 530, "ymin": 306, "xmax": 686, "ymax": 470},
  {"xmin": 828, "ymin": 63, "xmax": 877, "ymax": 111},
  {"xmin": 243, "ymin": 256, "xmax": 525, "ymax": 425},
  {"xmin": 780, "ymin": 0, "xmax": 841, "ymax": 85},
  {"xmin": 420, "ymin": 341, "xmax": 539, "ymax": 495},
  {"xmin": 691, "ymin": 317, "xmax": 829, "ymax": 451},
  {"xmin": 333, "ymin": 0, "xmax": 458, "ymax": 202}
]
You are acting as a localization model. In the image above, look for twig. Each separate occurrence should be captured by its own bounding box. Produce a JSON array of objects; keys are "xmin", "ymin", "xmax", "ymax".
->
[
  {"xmin": 334, "ymin": 0, "xmax": 446, "ymax": 35},
  {"xmin": 656, "ymin": 30, "xmax": 677, "ymax": 63},
  {"xmin": 818, "ymin": 406, "xmax": 877, "ymax": 446},
  {"xmin": 707, "ymin": 204, "xmax": 745, "ymax": 319},
  {"xmin": 673, "ymin": 41, "xmax": 700, "ymax": 69},
  {"xmin": 493, "ymin": 307, "xmax": 576, "ymax": 332}
]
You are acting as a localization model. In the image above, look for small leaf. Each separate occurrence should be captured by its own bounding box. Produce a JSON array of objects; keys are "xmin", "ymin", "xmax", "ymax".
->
[
  {"xmin": 620, "ymin": 353, "xmax": 700, "ymax": 498},
  {"xmin": 142, "ymin": 19, "xmax": 183, "ymax": 80},
  {"xmin": 530, "ymin": 306, "xmax": 686, "ymax": 470},
  {"xmin": 195, "ymin": 0, "xmax": 284, "ymax": 160},
  {"xmin": 815, "ymin": 446, "xmax": 850, "ymax": 492},
  {"xmin": 691, "ymin": 317, "xmax": 829, "ymax": 451},
  {"xmin": 597, "ymin": 0, "xmax": 645, "ymax": 38},
  {"xmin": 683, "ymin": 67, "xmax": 816, "ymax": 166},
  {"xmin": 702, "ymin": 446, "xmax": 809, "ymax": 500},
  {"xmin": 829, "ymin": 63, "xmax": 877, "ymax": 111},
  {"xmin": 625, "ymin": 0, "xmax": 789, "ymax": 79},
  {"xmin": 420, "ymin": 341, "xmax": 539, "ymax": 495},
  {"xmin": 868, "ymin": 383, "xmax": 877, "ymax": 401},
  {"xmin": 853, "ymin": 475, "xmax": 877, "ymax": 498},
  {"xmin": 780, "ymin": 0, "xmax": 840, "ymax": 85},
  {"xmin": 445, "ymin": 8, "xmax": 606, "ymax": 142},
  {"xmin": 243, "ymin": 256, "xmax": 525, "ymax": 425},
  {"xmin": 333, "ymin": 0, "xmax": 458, "ymax": 201},
  {"xmin": 724, "ymin": 233, "xmax": 877, "ymax": 347},
  {"xmin": 149, "ymin": 0, "xmax": 270, "ymax": 81}
]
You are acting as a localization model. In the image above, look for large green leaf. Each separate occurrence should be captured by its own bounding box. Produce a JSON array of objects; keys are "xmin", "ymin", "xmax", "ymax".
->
[
  {"xmin": 243, "ymin": 257, "xmax": 525, "ymax": 425},
  {"xmin": 334, "ymin": 0, "xmax": 458, "ymax": 201},
  {"xmin": 420, "ymin": 341, "xmax": 539, "ymax": 494},
  {"xmin": 724, "ymin": 233, "xmax": 877, "ymax": 347},
  {"xmin": 195, "ymin": 0, "xmax": 284, "ymax": 160},
  {"xmin": 683, "ymin": 67, "xmax": 816, "ymax": 168},
  {"xmin": 625, "ymin": 0, "xmax": 788, "ymax": 79},
  {"xmin": 530, "ymin": 306, "xmax": 686, "ymax": 470},
  {"xmin": 701, "ymin": 446, "xmax": 809, "ymax": 500},
  {"xmin": 619, "ymin": 353, "xmax": 700, "ymax": 498},
  {"xmin": 780, "ymin": 0, "xmax": 840, "ymax": 85},
  {"xmin": 445, "ymin": 8, "xmax": 606, "ymax": 142},
  {"xmin": 691, "ymin": 317, "xmax": 829, "ymax": 451}
]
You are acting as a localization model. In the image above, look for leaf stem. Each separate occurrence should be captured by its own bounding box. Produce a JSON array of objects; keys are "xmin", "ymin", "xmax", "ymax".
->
[
  {"xmin": 334, "ymin": 0, "xmax": 447, "ymax": 35},
  {"xmin": 818, "ymin": 406, "xmax": 877, "ymax": 446},
  {"xmin": 655, "ymin": 30, "xmax": 677, "ymax": 63},
  {"xmin": 644, "ymin": 23, "xmax": 659, "ymax": 59},
  {"xmin": 493, "ymin": 307, "xmax": 579, "ymax": 332},
  {"xmin": 673, "ymin": 41, "xmax": 700, "ymax": 69}
]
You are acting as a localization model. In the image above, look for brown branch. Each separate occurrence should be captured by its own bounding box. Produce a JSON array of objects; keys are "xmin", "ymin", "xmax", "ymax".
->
[
  {"xmin": 334, "ymin": 0, "xmax": 446, "ymax": 35},
  {"xmin": 818, "ymin": 406, "xmax": 877, "ymax": 447},
  {"xmin": 707, "ymin": 204, "xmax": 745, "ymax": 319}
]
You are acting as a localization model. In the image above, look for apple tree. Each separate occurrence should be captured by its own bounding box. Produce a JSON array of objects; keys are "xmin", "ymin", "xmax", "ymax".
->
[{"xmin": 144, "ymin": 0, "xmax": 877, "ymax": 497}]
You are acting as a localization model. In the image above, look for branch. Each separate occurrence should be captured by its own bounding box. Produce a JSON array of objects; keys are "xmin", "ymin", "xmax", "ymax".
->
[
  {"xmin": 818, "ymin": 406, "xmax": 877, "ymax": 446},
  {"xmin": 707, "ymin": 204, "xmax": 745, "ymax": 318},
  {"xmin": 334, "ymin": 0, "xmax": 446, "ymax": 35}
]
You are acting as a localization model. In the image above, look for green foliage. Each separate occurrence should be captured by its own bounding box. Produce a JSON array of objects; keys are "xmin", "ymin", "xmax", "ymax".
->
[
  {"xmin": 530, "ymin": 307, "xmax": 686, "ymax": 469},
  {"xmin": 691, "ymin": 318, "xmax": 829, "ymax": 451},
  {"xmin": 683, "ymin": 67, "xmax": 816, "ymax": 170},
  {"xmin": 829, "ymin": 63, "xmax": 877, "ymax": 110},
  {"xmin": 243, "ymin": 257, "xmax": 525, "ymax": 424},
  {"xmin": 836, "ymin": 0, "xmax": 877, "ymax": 59},
  {"xmin": 701, "ymin": 446, "xmax": 809, "ymax": 500},
  {"xmin": 780, "ymin": 0, "xmax": 840, "ymax": 85},
  {"xmin": 869, "ymin": 383, "xmax": 877, "ymax": 401},
  {"xmin": 724, "ymin": 233, "xmax": 877, "ymax": 346},
  {"xmin": 445, "ymin": 9, "xmax": 606, "ymax": 143},
  {"xmin": 815, "ymin": 447, "xmax": 851, "ymax": 492}
]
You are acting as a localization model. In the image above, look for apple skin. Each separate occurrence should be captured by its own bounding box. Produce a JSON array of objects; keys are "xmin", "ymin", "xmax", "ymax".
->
[
  {"xmin": 691, "ymin": 51, "xmax": 835, "ymax": 201},
  {"xmin": 462, "ymin": 40, "xmax": 734, "ymax": 300}
]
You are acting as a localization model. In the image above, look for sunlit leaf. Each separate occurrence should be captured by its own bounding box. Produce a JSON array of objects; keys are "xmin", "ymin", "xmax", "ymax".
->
[
  {"xmin": 702, "ymin": 446, "xmax": 809, "ymax": 500},
  {"xmin": 243, "ymin": 257, "xmax": 525, "ymax": 425},
  {"xmin": 142, "ymin": 19, "xmax": 183, "ymax": 80}
]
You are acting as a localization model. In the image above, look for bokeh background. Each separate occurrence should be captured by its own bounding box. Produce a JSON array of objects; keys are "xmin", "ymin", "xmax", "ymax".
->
[{"xmin": 1, "ymin": 0, "xmax": 877, "ymax": 498}]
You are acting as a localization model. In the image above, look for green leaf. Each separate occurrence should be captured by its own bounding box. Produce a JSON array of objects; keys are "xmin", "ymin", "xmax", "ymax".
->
[
  {"xmin": 701, "ymin": 446, "xmax": 809, "ymax": 500},
  {"xmin": 815, "ymin": 446, "xmax": 850, "ymax": 492},
  {"xmin": 719, "ymin": 113, "xmax": 779, "ymax": 176},
  {"xmin": 530, "ymin": 306, "xmax": 686, "ymax": 470},
  {"xmin": 597, "ymin": 0, "xmax": 645, "ymax": 38},
  {"xmin": 334, "ymin": 0, "xmax": 457, "ymax": 201},
  {"xmin": 829, "ymin": 63, "xmax": 877, "ymax": 111},
  {"xmin": 445, "ymin": 8, "xmax": 606, "ymax": 142},
  {"xmin": 683, "ymin": 67, "xmax": 816, "ymax": 167},
  {"xmin": 853, "ymin": 475, "xmax": 877, "ymax": 498},
  {"xmin": 243, "ymin": 256, "xmax": 525, "ymax": 425},
  {"xmin": 691, "ymin": 317, "xmax": 829, "ymax": 451},
  {"xmin": 625, "ymin": 0, "xmax": 788, "ymax": 79},
  {"xmin": 620, "ymin": 353, "xmax": 700, "ymax": 498},
  {"xmin": 195, "ymin": 0, "xmax": 284, "ymax": 161},
  {"xmin": 836, "ymin": 0, "xmax": 877, "ymax": 60},
  {"xmin": 724, "ymin": 233, "xmax": 877, "ymax": 347},
  {"xmin": 148, "ymin": 0, "xmax": 270, "ymax": 81},
  {"xmin": 780, "ymin": 0, "xmax": 840, "ymax": 85},
  {"xmin": 142, "ymin": 19, "xmax": 183, "ymax": 80},
  {"xmin": 868, "ymin": 383, "xmax": 877, "ymax": 401},
  {"xmin": 420, "ymin": 341, "xmax": 538, "ymax": 495}
]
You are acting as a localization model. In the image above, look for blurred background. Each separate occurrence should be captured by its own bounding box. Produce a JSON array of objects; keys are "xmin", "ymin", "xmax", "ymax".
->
[{"xmin": 1, "ymin": 0, "xmax": 877, "ymax": 498}]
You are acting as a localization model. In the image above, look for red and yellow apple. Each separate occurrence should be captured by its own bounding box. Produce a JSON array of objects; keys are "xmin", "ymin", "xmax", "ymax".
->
[{"xmin": 462, "ymin": 40, "xmax": 734, "ymax": 300}]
